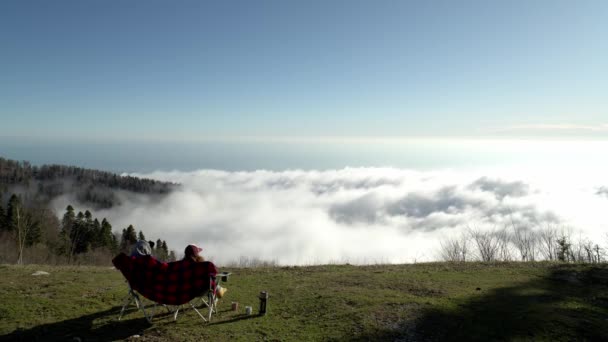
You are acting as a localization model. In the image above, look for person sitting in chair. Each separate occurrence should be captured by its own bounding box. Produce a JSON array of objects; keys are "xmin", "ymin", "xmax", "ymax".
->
[
  {"xmin": 183, "ymin": 244, "xmax": 227, "ymax": 298},
  {"xmin": 184, "ymin": 244, "xmax": 205, "ymax": 262},
  {"xmin": 130, "ymin": 239, "xmax": 153, "ymax": 257}
]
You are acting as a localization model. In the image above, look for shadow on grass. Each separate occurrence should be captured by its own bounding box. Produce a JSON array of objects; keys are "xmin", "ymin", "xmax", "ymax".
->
[
  {"xmin": 354, "ymin": 265, "xmax": 608, "ymax": 342},
  {"xmin": 0, "ymin": 306, "xmax": 151, "ymax": 342},
  {"xmin": 209, "ymin": 313, "xmax": 261, "ymax": 326}
]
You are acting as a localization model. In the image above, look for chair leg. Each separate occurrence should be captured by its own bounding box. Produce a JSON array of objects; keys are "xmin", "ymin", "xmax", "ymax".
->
[
  {"xmin": 184, "ymin": 292, "xmax": 216, "ymax": 323},
  {"xmin": 208, "ymin": 291, "xmax": 217, "ymax": 322},
  {"xmin": 200, "ymin": 297, "xmax": 210, "ymax": 308},
  {"xmin": 133, "ymin": 293, "xmax": 153, "ymax": 323},
  {"xmin": 118, "ymin": 293, "xmax": 135, "ymax": 321},
  {"xmin": 119, "ymin": 291, "xmax": 153, "ymax": 323},
  {"xmin": 189, "ymin": 302, "xmax": 208, "ymax": 322}
]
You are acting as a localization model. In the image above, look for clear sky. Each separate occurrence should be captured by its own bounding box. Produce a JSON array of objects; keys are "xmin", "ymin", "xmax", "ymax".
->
[{"xmin": 1, "ymin": 0, "xmax": 607, "ymax": 141}]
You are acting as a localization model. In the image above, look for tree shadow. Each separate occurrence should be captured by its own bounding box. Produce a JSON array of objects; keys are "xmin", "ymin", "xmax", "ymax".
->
[
  {"xmin": 354, "ymin": 264, "xmax": 608, "ymax": 341},
  {"xmin": 0, "ymin": 306, "xmax": 152, "ymax": 342}
]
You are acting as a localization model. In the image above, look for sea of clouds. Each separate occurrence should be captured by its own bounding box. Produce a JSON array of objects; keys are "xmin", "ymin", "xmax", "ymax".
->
[{"xmin": 52, "ymin": 166, "xmax": 608, "ymax": 265}]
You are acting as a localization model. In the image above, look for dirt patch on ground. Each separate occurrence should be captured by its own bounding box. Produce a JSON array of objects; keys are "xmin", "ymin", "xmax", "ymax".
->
[
  {"xmin": 384, "ymin": 283, "xmax": 446, "ymax": 297},
  {"xmin": 368, "ymin": 302, "xmax": 428, "ymax": 341}
]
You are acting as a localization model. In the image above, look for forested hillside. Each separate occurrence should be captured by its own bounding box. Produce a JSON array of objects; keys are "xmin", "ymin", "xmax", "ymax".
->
[
  {"xmin": 0, "ymin": 157, "xmax": 176, "ymax": 208},
  {"xmin": 0, "ymin": 157, "xmax": 177, "ymax": 265}
]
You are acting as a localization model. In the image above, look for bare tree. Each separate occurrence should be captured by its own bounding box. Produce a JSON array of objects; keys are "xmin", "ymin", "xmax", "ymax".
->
[
  {"xmin": 506, "ymin": 211, "xmax": 539, "ymax": 262},
  {"xmin": 570, "ymin": 233, "xmax": 586, "ymax": 263},
  {"xmin": 538, "ymin": 225, "xmax": 557, "ymax": 261},
  {"xmin": 593, "ymin": 244, "xmax": 604, "ymax": 263},
  {"xmin": 439, "ymin": 232, "xmax": 470, "ymax": 262},
  {"xmin": 570, "ymin": 235, "xmax": 603, "ymax": 264},
  {"xmin": 15, "ymin": 206, "xmax": 37, "ymax": 265},
  {"xmin": 495, "ymin": 226, "xmax": 513, "ymax": 261},
  {"xmin": 468, "ymin": 226, "xmax": 500, "ymax": 262},
  {"xmin": 511, "ymin": 226, "xmax": 539, "ymax": 262},
  {"xmin": 580, "ymin": 239, "xmax": 597, "ymax": 263}
]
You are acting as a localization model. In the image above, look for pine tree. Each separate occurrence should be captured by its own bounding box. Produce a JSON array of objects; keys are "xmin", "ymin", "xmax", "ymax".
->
[
  {"xmin": 83, "ymin": 211, "xmax": 94, "ymax": 250},
  {"xmin": 24, "ymin": 210, "xmax": 41, "ymax": 247},
  {"xmin": 84, "ymin": 210, "xmax": 93, "ymax": 224},
  {"xmin": 67, "ymin": 211, "xmax": 94, "ymax": 255},
  {"xmin": 58, "ymin": 205, "xmax": 75, "ymax": 256},
  {"xmin": 6, "ymin": 194, "xmax": 21, "ymax": 232},
  {"xmin": 61, "ymin": 205, "xmax": 75, "ymax": 235},
  {"xmin": 0, "ymin": 201, "xmax": 6, "ymax": 231},
  {"xmin": 162, "ymin": 240, "xmax": 168, "ymax": 255},
  {"xmin": 125, "ymin": 225, "xmax": 137, "ymax": 244},
  {"xmin": 91, "ymin": 218, "xmax": 101, "ymax": 248},
  {"xmin": 152, "ymin": 239, "xmax": 169, "ymax": 260},
  {"xmin": 119, "ymin": 228, "xmax": 128, "ymax": 252},
  {"xmin": 70, "ymin": 211, "xmax": 89, "ymax": 255},
  {"xmin": 120, "ymin": 225, "xmax": 137, "ymax": 253},
  {"xmin": 154, "ymin": 238, "xmax": 163, "ymax": 259},
  {"xmin": 111, "ymin": 233, "xmax": 119, "ymax": 254},
  {"xmin": 99, "ymin": 218, "xmax": 113, "ymax": 249},
  {"xmin": 138, "ymin": 230, "xmax": 146, "ymax": 241}
]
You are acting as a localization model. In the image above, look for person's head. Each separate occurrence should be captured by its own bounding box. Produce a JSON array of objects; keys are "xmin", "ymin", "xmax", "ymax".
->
[
  {"xmin": 184, "ymin": 244, "xmax": 204, "ymax": 262},
  {"xmin": 131, "ymin": 239, "xmax": 152, "ymax": 257}
]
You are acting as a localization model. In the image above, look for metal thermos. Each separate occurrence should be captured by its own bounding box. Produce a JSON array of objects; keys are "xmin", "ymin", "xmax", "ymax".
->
[{"xmin": 258, "ymin": 291, "xmax": 268, "ymax": 315}]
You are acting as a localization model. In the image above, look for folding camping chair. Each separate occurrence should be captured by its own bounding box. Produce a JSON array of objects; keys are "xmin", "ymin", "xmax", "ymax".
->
[
  {"xmin": 170, "ymin": 271, "xmax": 231, "ymax": 322},
  {"xmin": 112, "ymin": 253, "xmax": 230, "ymax": 323}
]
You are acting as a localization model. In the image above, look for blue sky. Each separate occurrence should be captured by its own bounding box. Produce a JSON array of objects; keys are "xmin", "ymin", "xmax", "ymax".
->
[{"xmin": 1, "ymin": 0, "xmax": 607, "ymax": 141}]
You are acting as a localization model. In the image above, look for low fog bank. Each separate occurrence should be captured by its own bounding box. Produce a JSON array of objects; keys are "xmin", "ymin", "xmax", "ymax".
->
[{"xmin": 51, "ymin": 167, "xmax": 608, "ymax": 265}]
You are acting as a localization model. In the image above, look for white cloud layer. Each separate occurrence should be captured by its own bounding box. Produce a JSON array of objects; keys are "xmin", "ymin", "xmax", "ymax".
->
[
  {"xmin": 52, "ymin": 167, "xmax": 608, "ymax": 265},
  {"xmin": 492, "ymin": 123, "xmax": 608, "ymax": 135}
]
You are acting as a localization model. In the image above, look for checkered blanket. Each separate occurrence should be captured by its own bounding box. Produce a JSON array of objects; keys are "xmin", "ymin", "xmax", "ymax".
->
[{"xmin": 112, "ymin": 253, "xmax": 218, "ymax": 305}]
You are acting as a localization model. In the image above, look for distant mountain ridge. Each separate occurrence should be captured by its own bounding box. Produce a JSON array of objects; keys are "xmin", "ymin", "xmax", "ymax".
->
[{"xmin": 0, "ymin": 157, "xmax": 177, "ymax": 208}]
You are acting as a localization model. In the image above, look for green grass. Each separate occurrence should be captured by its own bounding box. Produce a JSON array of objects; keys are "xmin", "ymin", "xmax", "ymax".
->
[{"xmin": 1, "ymin": 262, "xmax": 607, "ymax": 341}]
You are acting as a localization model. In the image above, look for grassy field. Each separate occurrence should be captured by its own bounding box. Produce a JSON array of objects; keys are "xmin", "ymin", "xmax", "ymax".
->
[{"xmin": 0, "ymin": 262, "xmax": 607, "ymax": 341}]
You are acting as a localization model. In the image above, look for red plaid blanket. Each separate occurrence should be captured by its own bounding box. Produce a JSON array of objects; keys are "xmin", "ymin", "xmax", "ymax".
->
[{"xmin": 112, "ymin": 253, "xmax": 218, "ymax": 305}]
